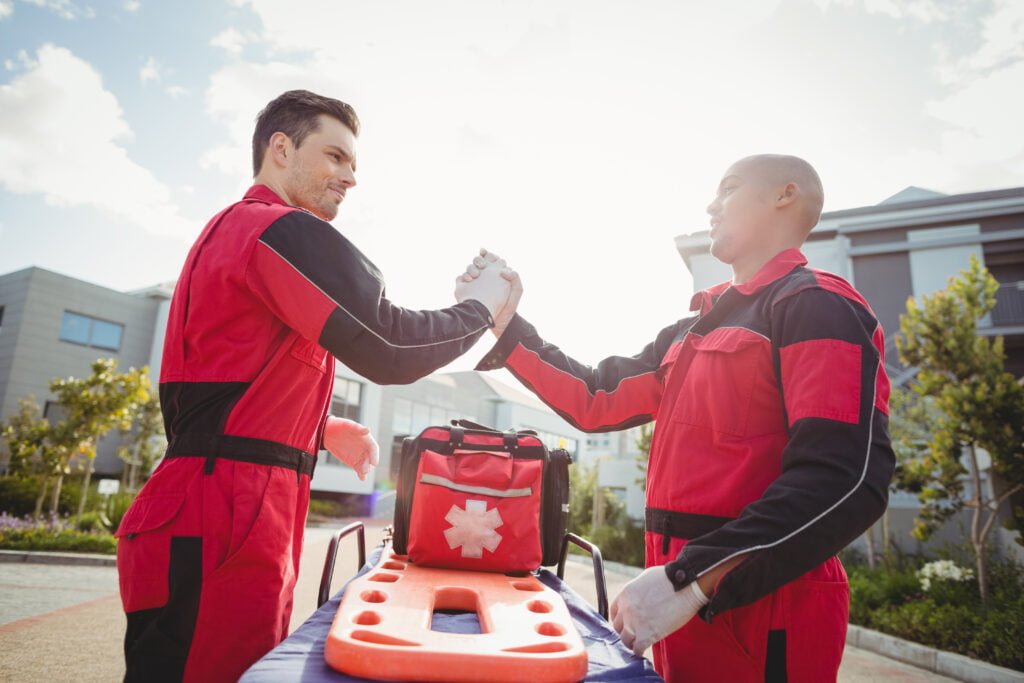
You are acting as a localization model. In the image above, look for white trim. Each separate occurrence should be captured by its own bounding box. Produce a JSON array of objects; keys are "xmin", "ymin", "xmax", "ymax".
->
[
  {"xmin": 257, "ymin": 239, "xmax": 489, "ymax": 349},
  {"xmin": 696, "ymin": 326, "xmax": 881, "ymax": 579},
  {"xmin": 419, "ymin": 473, "xmax": 532, "ymax": 498},
  {"xmin": 816, "ymin": 195, "xmax": 1024, "ymax": 234},
  {"xmin": 848, "ymin": 227, "xmax": 1024, "ymax": 258}
]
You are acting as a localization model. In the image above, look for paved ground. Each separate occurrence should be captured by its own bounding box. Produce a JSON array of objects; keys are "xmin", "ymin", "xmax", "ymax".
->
[{"xmin": 0, "ymin": 518, "xmax": 961, "ymax": 682}]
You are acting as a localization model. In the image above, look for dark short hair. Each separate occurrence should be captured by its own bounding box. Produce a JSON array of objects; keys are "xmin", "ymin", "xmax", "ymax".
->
[{"xmin": 251, "ymin": 89, "xmax": 360, "ymax": 176}]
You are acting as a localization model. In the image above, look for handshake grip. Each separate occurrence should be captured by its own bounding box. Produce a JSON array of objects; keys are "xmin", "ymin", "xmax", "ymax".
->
[{"xmin": 454, "ymin": 248, "xmax": 522, "ymax": 336}]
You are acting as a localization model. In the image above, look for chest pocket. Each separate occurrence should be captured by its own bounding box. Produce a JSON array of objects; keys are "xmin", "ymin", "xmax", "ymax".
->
[
  {"xmin": 289, "ymin": 336, "xmax": 330, "ymax": 374},
  {"xmin": 672, "ymin": 330, "xmax": 778, "ymax": 438}
]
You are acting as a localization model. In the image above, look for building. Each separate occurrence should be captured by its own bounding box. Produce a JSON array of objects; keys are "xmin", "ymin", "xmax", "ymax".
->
[
  {"xmin": 0, "ymin": 266, "xmax": 591, "ymax": 507},
  {"xmin": 0, "ymin": 267, "xmax": 171, "ymax": 473},
  {"xmin": 676, "ymin": 184, "xmax": 1024, "ymax": 556},
  {"xmin": 585, "ymin": 427, "xmax": 648, "ymax": 520}
]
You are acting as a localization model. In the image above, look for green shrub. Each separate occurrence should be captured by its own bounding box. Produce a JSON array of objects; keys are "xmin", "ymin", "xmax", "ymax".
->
[
  {"xmin": 587, "ymin": 522, "xmax": 645, "ymax": 567},
  {"xmin": 847, "ymin": 563, "xmax": 921, "ymax": 624},
  {"xmin": 847, "ymin": 554, "xmax": 1024, "ymax": 671},
  {"xmin": 0, "ymin": 526, "xmax": 116, "ymax": 554},
  {"xmin": 75, "ymin": 510, "xmax": 112, "ymax": 533},
  {"xmin": 972, "ymin": 595, "xmax": 1024, "ymax": 671},
  {"xmin": 0, "ymin": 475, "xmax": 44, "ymax": 516},
  {"xmin": 106, "ymin": 491, "xmax": 135, "ymax": 532}
]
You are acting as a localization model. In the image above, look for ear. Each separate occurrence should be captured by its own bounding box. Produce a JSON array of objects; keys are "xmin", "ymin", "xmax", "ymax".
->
[
  {"xmin": 267, "ymin": 131, "xmax": 293, "ymax": 169},
  {"xmin": 775, "ymin": 182, "xmax": 799, "ymax": 208}
]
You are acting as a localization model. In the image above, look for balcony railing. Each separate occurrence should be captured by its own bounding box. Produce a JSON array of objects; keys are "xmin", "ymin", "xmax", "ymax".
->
[{"xmin": 991, "ymin": 280, "xmax": 1024, "ymax": 327}]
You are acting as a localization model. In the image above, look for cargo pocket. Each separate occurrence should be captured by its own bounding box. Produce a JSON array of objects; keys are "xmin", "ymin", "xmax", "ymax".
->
[
  {"xmin": 115, "ymin": 494, "xmax": 189, "ymax": 540},
  {"xmin": 116, "ymin": 493, "xmax": 193, "ymax": 615},
  {"xmin": 672, "ymin": 331, "xmax": 764, "ymax": 437},
  {"xmin": 289, "ymin": 336, "xmax": 329, "ymax": 374}
]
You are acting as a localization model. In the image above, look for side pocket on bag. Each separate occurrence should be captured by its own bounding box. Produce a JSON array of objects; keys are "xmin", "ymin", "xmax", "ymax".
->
[
  {"xmin": 541, "ymin": 448, "xmax": 571, "ymax": 566},
  {"xmin": 392, "ymin": 436, "xmax": 418, "ymax": 555}
]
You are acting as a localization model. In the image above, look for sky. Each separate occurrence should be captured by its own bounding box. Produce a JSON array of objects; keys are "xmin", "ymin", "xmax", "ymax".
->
[{"xmin": 1, "ymin": 0, "xmax": 1023, "ymax": 372}]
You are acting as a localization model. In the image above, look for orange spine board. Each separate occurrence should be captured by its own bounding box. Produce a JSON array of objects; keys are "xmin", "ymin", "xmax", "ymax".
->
[{"xmin": 325, "ymin": 550, "xmax": 588, "ymax": 682}]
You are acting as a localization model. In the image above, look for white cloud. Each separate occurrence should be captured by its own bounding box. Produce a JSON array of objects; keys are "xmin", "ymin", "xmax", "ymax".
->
[
  {"xmin": 813, "ymin": 0, "xmax": 947, "ymax": 23},
  {"xmin": 123, "ymin": 0, "xmax": 139, "ymax": 11},
  {"xmin": 139, "ymin": 56, "xmax": 160, "ymax": 83},
  {"xmin": 202, "ymin": 58, "xmax": 350, "ymax": 178},
  {"xmin": 0, "ymin": 1, "xmax": 13, "ymax": 20},
  {"xmin": 165, "ymin": 84, "xmax": 188, "ymax": 99},
  {"xmin": 935, "ymin": 0, "xmax": 1024, "ymax": 86},
  {"xmin": 23, "ymin": 0, "xmax": 94, "ymax": 20},
  {"xmin": 210, "ymin": 27, "xmax": 246, "ymax": 56},
  {"xmin": 0, "ymin": 44, "xmax": 193, "ymax": 237}
]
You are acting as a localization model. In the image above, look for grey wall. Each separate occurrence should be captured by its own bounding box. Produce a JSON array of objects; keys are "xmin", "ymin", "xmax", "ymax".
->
[
  {"xmin": 0, "ymin": 268, "xmax": 162, "ymax": 475},
  {"xmin": 851, "ymin": 252, "xmax": 914, "ymax": 345}
]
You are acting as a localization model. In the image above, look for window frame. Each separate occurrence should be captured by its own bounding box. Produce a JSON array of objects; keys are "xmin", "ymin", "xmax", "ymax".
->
[{"xmin": 58, "ymin": 310, "xmax": 125, "ymax": 352}]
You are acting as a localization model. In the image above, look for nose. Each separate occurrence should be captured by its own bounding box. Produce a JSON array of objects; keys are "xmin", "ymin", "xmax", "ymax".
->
[
  {"xmin": 706, "ymin": 197, "xmax": 719, "ymax": 216},
  {"xmin": 339, "ymin": 166, "xmax": 357, "ymax": 189}
]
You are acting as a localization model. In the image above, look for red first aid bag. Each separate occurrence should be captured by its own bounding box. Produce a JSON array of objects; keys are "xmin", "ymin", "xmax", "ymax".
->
[{"xmin": 393, "ymin": 420, "xmax": 571, "ymax": 573}]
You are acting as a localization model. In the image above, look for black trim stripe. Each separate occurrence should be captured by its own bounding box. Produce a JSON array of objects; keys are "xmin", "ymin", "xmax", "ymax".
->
[
  {"xmin": 765, "ymin": 629, "xmax": 787, "ymax": 683},
  {"xmin": 123, "ymin": 536, "xmax": 203, "ymax": 683}
]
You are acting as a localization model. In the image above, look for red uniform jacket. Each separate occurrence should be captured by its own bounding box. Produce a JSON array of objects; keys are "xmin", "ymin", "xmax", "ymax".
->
[
  {"xmin": 160, "ymin": 184, "xmax": 494, "ymax": 467},
  {"xmin": 477, "ymin": 248, "xmax": 895, "ymax": 620}
]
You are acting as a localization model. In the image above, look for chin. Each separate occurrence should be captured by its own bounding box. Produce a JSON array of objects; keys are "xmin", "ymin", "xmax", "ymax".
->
[
  {"xmin": 709, "ymin": 242, "xmax": 734, "ymax": 265},
  {"xmin": 310, "ymin": 205, "xmax": 338, "ymax": 221}
]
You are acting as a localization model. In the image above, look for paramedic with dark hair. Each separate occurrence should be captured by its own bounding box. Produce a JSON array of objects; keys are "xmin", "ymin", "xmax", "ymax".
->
[
  {"xmin": 115, "ymin": 89, "xmax": 515, "ymax": 683},
  {"xmin": 467, "ymin": 154, "xmax": 895, "ymax": 682}
]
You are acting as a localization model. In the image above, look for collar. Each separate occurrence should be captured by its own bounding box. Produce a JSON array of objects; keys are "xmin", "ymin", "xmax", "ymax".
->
[
  {"xmin": 689, "ymin": 248, "xmax": 808, "ymax": 314},
  {"xmin": 244, "ymin": 184, "xmax": 288, "ymax": 205}
]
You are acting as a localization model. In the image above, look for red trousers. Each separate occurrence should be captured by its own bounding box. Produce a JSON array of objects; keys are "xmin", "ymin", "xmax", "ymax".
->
[
  {"xmin": 116, "ymin": 457, "xmax": 310, "ymax": 682},
  {"xmin": 649, "ymin": 536, "xmax": 850, "ymax": 683}
]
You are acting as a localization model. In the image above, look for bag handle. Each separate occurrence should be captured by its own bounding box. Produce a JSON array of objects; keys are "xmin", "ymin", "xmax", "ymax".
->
[
  {"xmin": 450, "ymin": 418, "xmax": 498, "ymax": 432},
  {"xmin": 447, "ymin": 423, "xmax": 519, "ymax": 453},
  {"xmin": 450, "ymin": 418, "xmax": 539, "ymax": 438}
]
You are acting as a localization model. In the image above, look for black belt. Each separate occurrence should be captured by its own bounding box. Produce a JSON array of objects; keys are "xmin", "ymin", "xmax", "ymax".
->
[
  {"xmin": 646, "ymin": 507, "xmax": 734, "ymax": 554},
  {"xmin": 165, "ymin": 433, "xmax": 316, "ymax": 479}
]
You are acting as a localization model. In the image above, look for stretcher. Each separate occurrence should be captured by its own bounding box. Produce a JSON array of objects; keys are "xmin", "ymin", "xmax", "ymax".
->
[{"xmin": 241, "ymin": 523, "xmax": 663, "ymax": 682}]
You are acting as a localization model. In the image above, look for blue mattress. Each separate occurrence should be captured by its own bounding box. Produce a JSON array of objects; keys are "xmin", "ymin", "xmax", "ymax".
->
[{"xmin": 241, "ymin": 545, "xmax": 662, "ymax": 682}]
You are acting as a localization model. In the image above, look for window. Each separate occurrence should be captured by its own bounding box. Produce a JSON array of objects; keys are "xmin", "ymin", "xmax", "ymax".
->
[
  {"xmin": 320, "ymin": 378, "xmax": 365, "ymax": 467},
  {"xmin": 59, "ymin": 311, "xmax": 123, "ymax": 351},
  {"xmin": 388, "ymin": 399, "xmax": 470, "ymax": 478},
  {"xmin": 332, "ymin": 378, "xmax": 363, "ymax": 421}
]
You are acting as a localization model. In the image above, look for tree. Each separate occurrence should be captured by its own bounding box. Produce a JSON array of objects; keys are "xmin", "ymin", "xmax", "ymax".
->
[
  {"xmin": 48, "ymin": 359, "xmax": 151, "ymax": 521},
  {"xmin": 117, "ymin": 388, "xmax": 164, "ymax": 492},
  {"xmin": 634, "ymin": 422, "xmax": 653, "ymax": 489},
  {"xmin": 2, "ymin": 397, "xmax": 48, "ymax": 477},
  {"xmin": 1, "ymin": 397, "xmax": 53, "ymax": 518},
  {"xmin": 896, "ymin": 255, "xmax": 1024, "ymax": 601}
]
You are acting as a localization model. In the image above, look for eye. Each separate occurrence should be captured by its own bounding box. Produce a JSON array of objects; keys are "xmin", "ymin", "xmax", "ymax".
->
[{"xmin": 329, "ymin": 152, "xmax": 342, "ymax": 163}]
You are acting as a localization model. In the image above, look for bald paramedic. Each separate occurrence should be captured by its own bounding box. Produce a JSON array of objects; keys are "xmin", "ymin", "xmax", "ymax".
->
[{"xmin": 467, "ymin": 155, "xmax": 895, "ymax": 682}]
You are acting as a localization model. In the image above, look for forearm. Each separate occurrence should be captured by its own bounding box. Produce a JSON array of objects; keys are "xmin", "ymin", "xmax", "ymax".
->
[{"xmin": 477, "ymin": 314, "xmax": 685, "ymax": 432}]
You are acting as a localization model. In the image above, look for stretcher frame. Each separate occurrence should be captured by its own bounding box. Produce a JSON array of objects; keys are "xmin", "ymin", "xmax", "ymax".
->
[{"xmin": 318, "ymin": 523, "xmax": 609, "ymax": 619}]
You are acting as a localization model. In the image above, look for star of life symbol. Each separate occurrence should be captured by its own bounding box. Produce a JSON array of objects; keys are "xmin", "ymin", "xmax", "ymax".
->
[{"xmin": 443, "ymin": 499, "xmax": 503, "ymax": 559}]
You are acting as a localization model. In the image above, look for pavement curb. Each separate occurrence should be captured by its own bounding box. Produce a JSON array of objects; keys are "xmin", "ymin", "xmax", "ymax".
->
[
  {"xmin": 846, "ymin": 624, "xmax": 1024, "ymax": 683},
  {"xmin": 0, "ymin": 549, "xmax": 116, "ymax": 566}
]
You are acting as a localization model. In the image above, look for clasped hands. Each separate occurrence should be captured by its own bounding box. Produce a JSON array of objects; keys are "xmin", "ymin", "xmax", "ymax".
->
[
  {"xmin": 454, "ymin": 248, "xmax": 522, "ymax": 336},
  {"xmin": 323, "ymin": 249, "xmax": 519, "ymax": 481}
]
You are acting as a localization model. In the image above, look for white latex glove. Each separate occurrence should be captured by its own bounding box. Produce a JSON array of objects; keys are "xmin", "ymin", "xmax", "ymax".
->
[
  {"xmin": 454, "ymin": 247, "xmax": 515, "ymax": 321},
  {"xmin": 609, "ymin": 565, "xmax": 709, "ymax": 657},
  {"xmin": 457, "ymin": 248, "xmax": 522, "ymax": 336},
  {"xmin": 322, "ymin": 416, "xmax": 379, "ymax": 481}
]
